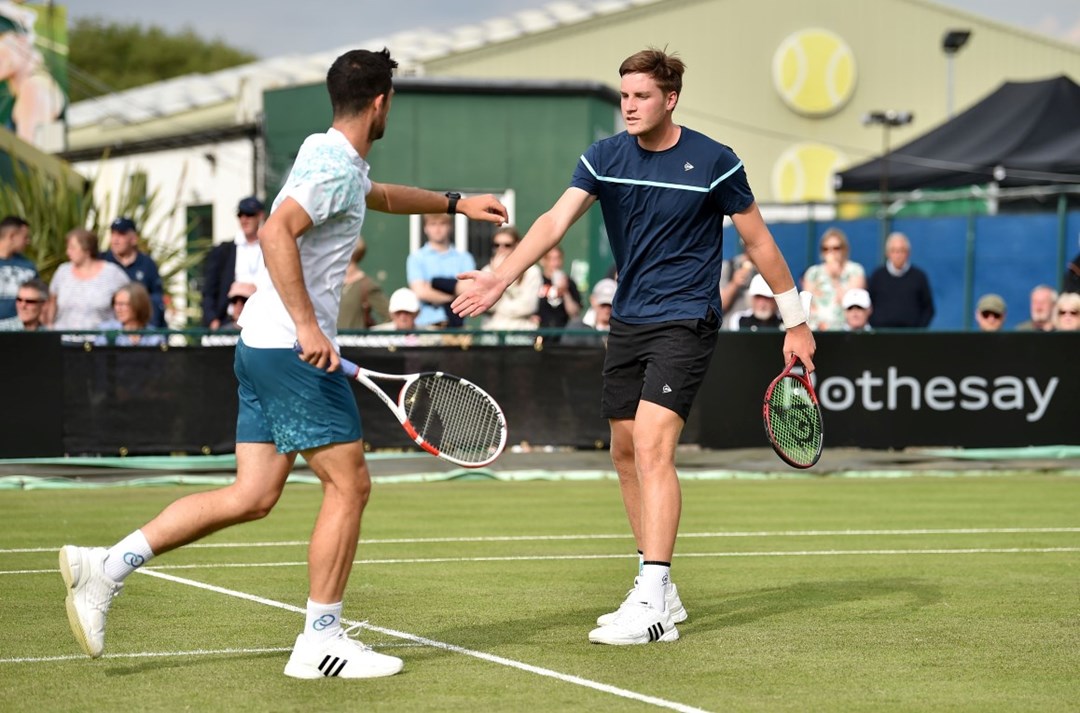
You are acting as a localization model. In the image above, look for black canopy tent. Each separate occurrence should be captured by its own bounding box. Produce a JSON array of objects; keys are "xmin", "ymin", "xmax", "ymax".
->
[{"xmin": 835, "ymin": 75, "xmax": 1080, "ymax": 192}]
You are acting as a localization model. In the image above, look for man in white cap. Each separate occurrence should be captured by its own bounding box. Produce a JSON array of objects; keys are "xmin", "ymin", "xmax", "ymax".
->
[
  {"xmin": 563, "ymin": 278, "xmax": 616, "ymax": 345},
  {"xmin": 373, "ymin": 287, "xmax": 421, "ymax": 332},
  {"xmin": 728, "ymin": 274, "xmax": 782, "ymax": 331},
  {"xmin": 842, "ymin": 288, "xmax": 873, "ymax": 332}
]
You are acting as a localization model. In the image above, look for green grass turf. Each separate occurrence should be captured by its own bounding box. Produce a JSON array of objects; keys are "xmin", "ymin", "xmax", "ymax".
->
[{"xmin": 1, "ymin": 474, "xmax": 1078, "ymax": 712}]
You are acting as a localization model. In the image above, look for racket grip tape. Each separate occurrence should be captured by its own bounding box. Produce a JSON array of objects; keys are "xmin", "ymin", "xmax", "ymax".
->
[{"xmin": 292, "ymin": 341, "xmax": 359, "ymax": 378}]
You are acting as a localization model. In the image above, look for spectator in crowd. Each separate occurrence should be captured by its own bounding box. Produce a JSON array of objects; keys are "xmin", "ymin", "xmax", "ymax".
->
[
  {"xmin": 481, "ymin": 226, "xmax": 542, "ymax": 331},
  {"xmin": 221, "ymin": 282, "xmax": 256, "ymax": 330},
  {"xmin": 802, "ymin": 227, "xmax": 865, "ymax": 331},
  {"xmin": 0, "ymin": 276, "xmax": 46, "ymax": 330},
  {"xmin": 536, "ymin": 245, "xmax": 582, "ymax": 329},
  {"xmin": 727, "ymin": 274, "xmax": 782, "ymax": 332},
  {"xmin": 202, "ymin": 197, "xmax": 265, "ymax": 330},
  {"xmin": 562, "ymin": 277, "xmax": 616, "ymax": 346},
  {"xmin": 1015, "ymin": 284, "xmax": 1057, "ymax": 332},
  {"xmin": 0, "ymin": 214, "xmax": 37, "ymax": 320},
  {"xmin": 95, "ymin": 283, "xmax": 165, "ymax": 347},
  {"xmin": 718, "ymin": 247, "xmax": 755, "ymax": 314},
  {"xmin": 4, "ymin": 215, "xmax": 31, "ymax": 258},
  {"xmin": 974, "ymin": 293, "xmax": 1007, "ymax": 332},
  {"xmin": 1064, "ymin": 236, "xmax": 1080, "ymax": 294},
  {"xmin": 372, "ymin": 287, "xmax": 422, "ymax": 332},
  {"xmin": 103, "ymin": 217, "xmax": 166, "ymax": 327},
  {"xmin": 1052, "ymin": 292, "xmax": 1080, "ymax": 332},
  {"xmin": 842, "ymin": 288, "xmax": 873, "ymax": 332},
  {"xmin": 338, "ymin": 236, "xmax": 388, "ymax": 330},
  {"xmin": 867, "ymin": 232, "xmax": 934, "ymax": 329},
  {"xmin": 407, "ymin": 212, "xmax": 475, "ymax": 328},
  {"xmin": 47, "ymin": 228, "xmax": 130, "ymax": 331},
  {"xmin": 341, "ymin": 287, "xmax": 438, "ymax": 348}
]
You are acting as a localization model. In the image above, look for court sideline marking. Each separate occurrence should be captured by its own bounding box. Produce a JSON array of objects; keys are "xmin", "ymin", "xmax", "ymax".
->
[
  {"xmin": 134, "ymin": 569, "xmax": 711, "ymax": 713},
  {"xmin": 3, "ymin": 526, "xmax": 1078, "ymax": 554}
]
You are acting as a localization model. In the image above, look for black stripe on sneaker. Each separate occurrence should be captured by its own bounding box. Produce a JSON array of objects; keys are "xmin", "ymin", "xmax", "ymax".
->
[
  {"xmin": 331, "ymin": 658, "xmax": 348, "ymax": 677},
  {"xmin": 319, "ymin": 654, "xmax": 332, "ymax": 673}
]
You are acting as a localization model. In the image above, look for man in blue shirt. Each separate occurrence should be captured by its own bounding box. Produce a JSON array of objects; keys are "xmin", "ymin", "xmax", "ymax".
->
[
  {"xmin": 455, "ymin": 48, "xmax": 816, "ymax": 645},
  {"xmin": 103, "ymin": 217, "xmax": 166, "ymax": 327},
  {"xmin": 0, "ymin": 215, "xmax": 37, "ymax": 320}
]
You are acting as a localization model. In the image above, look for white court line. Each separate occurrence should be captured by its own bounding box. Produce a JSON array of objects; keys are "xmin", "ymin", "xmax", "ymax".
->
[
  {"xmin": 133, "ymin": 569, "xmax": 712, "ymax": 713},
  {"xmin": 0, "ymin": 641, "xmax": 428, "ymax": 664},
  {"xmin": 4, "ymin": 547, "xmax": 1078, "ymax": 576},
  {"xmin": 3, "ymin": 527, "xmax": 1078, "ymax": 554}
]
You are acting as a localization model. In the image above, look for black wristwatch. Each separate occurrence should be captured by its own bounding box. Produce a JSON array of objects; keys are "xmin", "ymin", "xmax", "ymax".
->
[{"xmin": 445, "ymin": 191, "xmax": 461, "ymax": 215}]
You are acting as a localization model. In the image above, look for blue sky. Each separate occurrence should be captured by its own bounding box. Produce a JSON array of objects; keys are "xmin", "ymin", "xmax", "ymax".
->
[{"xmin": 66, "ymin": 0, "xmax": 1080, "ymax": 58}]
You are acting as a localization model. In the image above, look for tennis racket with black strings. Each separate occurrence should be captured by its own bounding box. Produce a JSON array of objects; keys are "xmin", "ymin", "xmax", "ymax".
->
[
  {"xmin": 762, "ymin": 291, "xmax": 824, "ymax": 468},
  {"xmin": 296, "ymin": 345, "xmax": 508, "ymax": 468}
]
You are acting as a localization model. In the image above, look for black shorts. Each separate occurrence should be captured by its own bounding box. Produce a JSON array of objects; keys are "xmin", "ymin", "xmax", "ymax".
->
[{"xmin": 601, "ymin": 310, "xmax": 720, "ymax": 421}]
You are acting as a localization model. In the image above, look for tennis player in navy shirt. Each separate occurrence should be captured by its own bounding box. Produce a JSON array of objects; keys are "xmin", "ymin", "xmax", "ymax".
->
[{"xmin": 455, "ymin": 48, "xmax": 816, "ymax": 645}]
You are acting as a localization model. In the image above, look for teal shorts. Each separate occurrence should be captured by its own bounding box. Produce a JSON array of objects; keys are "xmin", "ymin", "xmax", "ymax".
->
[{"xmin": 234, "ymin": 339, "xmax": 362, "ymax": 454}]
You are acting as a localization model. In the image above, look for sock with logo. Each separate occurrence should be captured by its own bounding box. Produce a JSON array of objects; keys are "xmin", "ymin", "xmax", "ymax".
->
[
  {"xmin": 637, "ymin": 550, "xmax": 644, "ymax": 575},
  {"xmin": 639, "ymin": 561, "xmax": 671, "ymax": 612},
  {"xmin": 304, "ymin": 599, "xmax": 343, "ymax": 645},
  {"xmin": 104, "ymin": 530, "xmax": 155, "ymax": 582}
]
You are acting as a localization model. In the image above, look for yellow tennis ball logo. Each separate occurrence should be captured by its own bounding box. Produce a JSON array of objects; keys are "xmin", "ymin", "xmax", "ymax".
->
[
  {"xmin": 771, "ymin": 143, "xmax": 847, "ymax": 202},
  {"xmin": 773, "ymin": 29, "xmax": 857, "ymax": 117}
]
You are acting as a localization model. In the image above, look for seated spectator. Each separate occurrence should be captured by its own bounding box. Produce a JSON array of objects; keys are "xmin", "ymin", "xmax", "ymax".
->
[
  {"xmin": 719, "ymin": 245, "xmax": 755, "ymax": 314},
  {"xmin": 373, "ymin": 288, "xmax": 422, "ymax": 332},
  {"xmin": 202, "ymin": 196, "xmax": 265, "ymax": 330},
  {"xmin": 338, "ymin": 236, "xmax": 389, "ymax": 330},
  {"xmin": 1064, "ymin": 236, "xmax": 1080, "ymax": 294},
  {"xmin": 974, "ymin": 293, "xmax": 1006, "ymax": 332},
  {"xmin": 103, "ymin": 217, "xmax": 166, "ymax": 327},
  {"xmin": 221, "ymin": 281, "xmax": 256, "ymax": 330},
  {"xmin": 5, "ymin": 215, "xmax": 31, "ymax": 259},
  {"xmin": 563, "ymin": 278, "xmax": 616, "ymax": 346},
  {"xmin": 339, "ymin": 288, "xmax": 438, "ymax": 348},
  {"xmin": 482, "ymin": 226, "xmax": 542, "ymax": 331},
  {"xmin": 407, "ymin": 212, "xmax": 475, "ymax": 328},
  {"xmin": 867, "ymin": 232, "xmax": 934, "ymax": 328},
  {"xmin": 802, "ymin": 227, "xmax": 865, "ymax": 331},
  {"xmin": 1052, "ymin": 292, "xmax": 1080, "ymax": 332},
  {"xmin": 0, "ymin": 277, "xmax": 46, "ymax": 331},
  {"xmin": 1015, "ymin": 284, "xmax": 1057, "ymax": 332},
  {"xmin": 842, "ymin": 288, "xmax": 873, "ymax": 332},
  {"xmin": 536, "ymin": 245, "xmax": 582, "ymax": 329},
  {"xmin": 95, "ymin": 283, "xmax": 165, "ymax": 347},
  {"xmin": 0, "ymin": 215, "xmax": 37, "ymax": 321},
  {"xmin": 48, "ymin": 228, "xmax": 130, "ymax": 331},
  {"xmin": 727, "ymin": 274, "xmax": 782, "ymax": 332}
]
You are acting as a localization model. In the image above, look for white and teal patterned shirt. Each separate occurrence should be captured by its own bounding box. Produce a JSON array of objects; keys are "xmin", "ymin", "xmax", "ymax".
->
[{"xmin": 240, "ymin": 128, "xmax": 371, "ymax": 349}]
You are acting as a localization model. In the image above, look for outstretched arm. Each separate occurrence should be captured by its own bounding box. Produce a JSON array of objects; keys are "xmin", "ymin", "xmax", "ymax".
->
[
  {"xmin": 367, "ymin": 182, "xmax": 508, "ymax": 224},
  {"xmin": 732, "ymin": 202, "xmax": 816, "ymax": 373},
  {"xmin": 452, "ymin": 188, "xmax": 595, "ymax": 318}
]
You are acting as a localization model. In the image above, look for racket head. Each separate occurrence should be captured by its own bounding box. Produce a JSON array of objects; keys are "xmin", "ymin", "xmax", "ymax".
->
[
  {"xmin": 398, "ymin": 371, "xmax": 508, "ymax": 468},
  {"xmin": 763, "ymin": 357, "xmax": 824, "ymax": 468}
]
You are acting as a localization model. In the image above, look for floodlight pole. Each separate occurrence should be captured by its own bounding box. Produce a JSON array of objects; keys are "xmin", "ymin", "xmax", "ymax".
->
[{"xmin": 862, "ymin": 110, "xmax": 914, "ymax": 215}]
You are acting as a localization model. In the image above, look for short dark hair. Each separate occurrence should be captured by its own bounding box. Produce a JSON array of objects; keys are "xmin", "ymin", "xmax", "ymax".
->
[
  {"xmin": 326, "ymin": 48, "xmax": 398, "ymax": 118},
  {"xmin": 619, "ymin": 48, "xmax": 685, "ymax": 96},
  {"xmin": 0, "ymin": 215, "xmax": 28, "ymax": 239}
]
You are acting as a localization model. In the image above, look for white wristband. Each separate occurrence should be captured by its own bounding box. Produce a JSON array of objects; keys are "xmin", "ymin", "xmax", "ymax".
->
[{"xmin": 774, "ymin": 287, "xmax": 806, "ymax": 329}]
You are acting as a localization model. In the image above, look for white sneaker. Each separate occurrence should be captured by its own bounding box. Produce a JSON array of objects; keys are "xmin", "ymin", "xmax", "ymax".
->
[
  {"xmin": 59, "ymin": 545, "xmax": 123, "ymax": 658},
  {"xmin": 284, "ymin": 623, "xmax": 403, "ymax": 679},
  {"xmin": 596, "ymin": 578, "xmax": 687, "ymax": 626},
  {"xmin": 588, "ymin": 601, "xmax": 679, "ymax": 645}
]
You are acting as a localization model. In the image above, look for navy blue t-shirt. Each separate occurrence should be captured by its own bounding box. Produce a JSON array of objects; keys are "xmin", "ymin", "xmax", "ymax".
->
[{"xmin": 570, "ymin": 127, "xmax": 754, "ymax": 323}]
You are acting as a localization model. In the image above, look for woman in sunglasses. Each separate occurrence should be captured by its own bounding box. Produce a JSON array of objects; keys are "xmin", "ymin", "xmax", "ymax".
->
[
  {"xmin": 480, "ymin": 226, "xmax": 543, "ymax": 332},
  {"xmin": 1051, "ymin": 292, "xmax": 1080, "ymax": 331},
  {"xmin": 801, "ymin": 227, "xmax": 866, "ymax": 331}
]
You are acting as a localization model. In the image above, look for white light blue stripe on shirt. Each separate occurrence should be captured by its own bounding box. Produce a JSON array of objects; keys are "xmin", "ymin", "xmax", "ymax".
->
[{"xmin": 578, "ymin": 155, "xmax": 744, "ymax": 193}]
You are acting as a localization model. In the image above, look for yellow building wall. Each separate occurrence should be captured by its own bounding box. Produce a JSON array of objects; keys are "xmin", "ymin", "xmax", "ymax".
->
[{"xmin": 423, "ymin": 0, "xmax": 1080, "ymax": 204}]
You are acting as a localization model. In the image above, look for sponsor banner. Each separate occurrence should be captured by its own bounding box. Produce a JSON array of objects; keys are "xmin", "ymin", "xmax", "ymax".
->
[{"xmin": 701, "ymin": 332, "xmax": 1078, "ymax": 449}]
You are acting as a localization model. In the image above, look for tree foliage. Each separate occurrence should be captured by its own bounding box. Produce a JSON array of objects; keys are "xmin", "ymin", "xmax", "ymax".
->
[{"xmin": 68, "ymin": 18, "xmax": 257, "ymax": 102}]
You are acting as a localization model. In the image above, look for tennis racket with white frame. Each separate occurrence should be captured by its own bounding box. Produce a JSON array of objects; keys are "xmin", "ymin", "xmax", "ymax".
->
[{"xmin": 296, "ymin": 345, "xmax": 508, "ymax": 468}]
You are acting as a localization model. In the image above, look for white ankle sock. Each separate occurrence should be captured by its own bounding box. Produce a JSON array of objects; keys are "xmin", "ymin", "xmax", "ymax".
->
[
  {"xmin": 304, "ymin": 599, "xmax": 343, "ymax": 645},
  {"xmin": 639, "ymin": 562, "xmax": 671, "ymax": 611},
  {"xmin": 637, "ymin": 550, "xmax": 644, "ymax": 575},
  {"xmin": 104, "ymin": 530, "xmax": 155, "ymax": 581}
]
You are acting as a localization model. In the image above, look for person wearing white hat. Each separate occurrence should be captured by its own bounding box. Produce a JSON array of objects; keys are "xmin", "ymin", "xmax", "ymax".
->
[
  {"xmin": 842, "ymin": 287, "xmax": 873, "ymax": 332},
  {"xmin": 373, "ymin": 287, "xmax": 421, "ymax": 332},
  {"xmin": 727, "ymin": 274, "xmax": 782, "ymax": 331}
]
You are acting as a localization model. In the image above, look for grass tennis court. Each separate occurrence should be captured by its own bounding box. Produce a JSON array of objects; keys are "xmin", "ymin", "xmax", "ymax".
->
[{"xmin": 2, "ymin": 471, "xmax": 1078, "ymax": 711}]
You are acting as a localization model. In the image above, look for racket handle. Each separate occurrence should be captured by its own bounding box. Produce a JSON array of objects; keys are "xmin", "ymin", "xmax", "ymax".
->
[{"xmin": 293, "ymin": 341, "xmax": 359, "ymax": 378}]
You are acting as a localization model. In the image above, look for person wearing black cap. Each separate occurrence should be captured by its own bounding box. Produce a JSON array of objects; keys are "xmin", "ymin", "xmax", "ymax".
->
[
  {"xmin": 103, "ymin": 217, "xmax": 166, "ymax": 327},
  {"xmin": 201, "ymin": 196, "xmax": 265, "ymax": 329}
]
